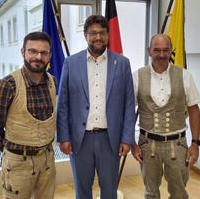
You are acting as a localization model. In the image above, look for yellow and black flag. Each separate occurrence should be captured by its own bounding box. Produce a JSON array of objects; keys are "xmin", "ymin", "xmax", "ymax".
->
[
  {"xmin": 167, "ymin": 0, "xmax": 186, "ymax": 68},
  {"xmin": 167, "ymin": 0, "xmax": 188, "ymax": 116}
]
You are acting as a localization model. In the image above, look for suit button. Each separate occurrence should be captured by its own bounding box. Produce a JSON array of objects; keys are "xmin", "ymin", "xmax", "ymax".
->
[
  {"xmin": 86, "ymin": 106, "xmax": 89, "ymax": 110},
  {"xmin": 82, "ymin": 122, "xmax": 86, "ymax": 126}
]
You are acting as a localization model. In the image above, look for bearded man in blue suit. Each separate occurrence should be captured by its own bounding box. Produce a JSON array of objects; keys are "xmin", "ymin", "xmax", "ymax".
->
[{"xmin": 57, "ymin": 15, "xmax": 135, "ymax": 199}]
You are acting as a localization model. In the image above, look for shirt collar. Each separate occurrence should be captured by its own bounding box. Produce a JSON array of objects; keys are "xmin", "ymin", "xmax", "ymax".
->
[
  {"xmin": 87, "ymin": 49, "xmax": 107, "ymax": 62},
  {"xmin": 150, "ymin": 63, "xmax": 170, "ymax": 76},
  {"xmin": 22, "ymin": 66, "xmax": 49, "ymax": 88}
]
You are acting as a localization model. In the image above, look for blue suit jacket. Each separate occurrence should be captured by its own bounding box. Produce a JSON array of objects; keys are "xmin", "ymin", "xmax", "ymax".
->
[{"xmin": 57, "ymin": 49, "xmax": 135, "ymax": 154}]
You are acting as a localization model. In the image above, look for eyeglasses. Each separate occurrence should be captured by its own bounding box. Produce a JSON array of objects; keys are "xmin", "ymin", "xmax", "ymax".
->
[
  {"xmin": 26, "ymin": 48, "xmax": 50, "ymax": 57},
  {"xmin": 87, "ymin": 31, "xmax": 108, "ymax": 38}
]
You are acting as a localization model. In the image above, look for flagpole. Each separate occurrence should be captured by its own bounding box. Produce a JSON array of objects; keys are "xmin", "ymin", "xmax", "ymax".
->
[
  {"xmin": 51, "ymin": 0, "xmax": 70, "ymax": 56},
  {"xmin": 117, "ymin": 156, "xmax": 126, "ymax": 186},
  {"xmin": 160, "ymin": 0, "xmax": 174, "ymax": 33}
]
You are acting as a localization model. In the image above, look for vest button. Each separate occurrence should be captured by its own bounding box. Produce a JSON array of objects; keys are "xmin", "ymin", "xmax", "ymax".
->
[
  {"xmin": 166, "ymin": 123, "xmax": 170, "ymax": 127},
  {"xmin": 154, "ymin": 113, "xmax": 158, "ymax": 117},
  {"xmin": 154, "ymin": 118, "xmax": 159, "ymax": 122},
  {"xmin": 155, "ymin": 123, "xmax": 159, "ymax": 127},
  {"xmin": 166, "ymin": 112, "xmax": 170, "ymax": 117}
]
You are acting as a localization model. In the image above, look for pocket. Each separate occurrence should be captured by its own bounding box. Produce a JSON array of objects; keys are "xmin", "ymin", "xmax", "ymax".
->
[
  {"xmin": 2, "ymin": 185, "xmax": 19, "ymax": 199},
  {"xmin": 3, "ymin": 151, "xmax": 24, "ymax": 172},
  {"xmin": 2, "ymin": 154, "xmax": 20, "ymax": 199}
]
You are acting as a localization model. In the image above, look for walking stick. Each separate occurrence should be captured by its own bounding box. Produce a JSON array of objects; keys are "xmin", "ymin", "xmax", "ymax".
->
[{"xmin": 117, "ymin": 109, "xmax": 138, "ymax": 187}]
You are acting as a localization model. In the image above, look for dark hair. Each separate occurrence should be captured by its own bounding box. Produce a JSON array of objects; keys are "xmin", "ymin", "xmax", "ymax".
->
[
  {"xmin": 23, "ymin": 31, "xmax": 51, "ymax": 49},
  {"xmin": 84, "ymin": 15, "xmax": 109, "ymax": 34}
]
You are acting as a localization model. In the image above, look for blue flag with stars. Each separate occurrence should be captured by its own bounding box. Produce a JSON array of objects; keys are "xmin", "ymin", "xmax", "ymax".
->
[{"xmin": 42, "ymin": 0, "xmax": 64, "ymax": 88}]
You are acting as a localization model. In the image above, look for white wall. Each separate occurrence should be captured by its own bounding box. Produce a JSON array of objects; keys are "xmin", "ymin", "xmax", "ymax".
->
[
  {"xmin": 184, "ymin": 0, "xmax": 200, "ymax": 95},
  {"xmin": 185, "ymin": 0, "xmax": 200, "ymax": 53}
]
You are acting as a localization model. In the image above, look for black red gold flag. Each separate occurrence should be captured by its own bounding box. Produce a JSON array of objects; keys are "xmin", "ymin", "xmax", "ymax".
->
[{"xmin": 105, "ymin": 0, "xmax": 123, "ymax": 54}]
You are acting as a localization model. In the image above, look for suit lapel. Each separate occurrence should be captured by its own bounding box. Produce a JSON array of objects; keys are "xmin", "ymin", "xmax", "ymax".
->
[
  {"xmin": 79, "ymin": 50, "xmax": 89, "ymax": 102},
  {"xmin": 106, "ymin": 51, "xmax": 117, "ymax": 101}
]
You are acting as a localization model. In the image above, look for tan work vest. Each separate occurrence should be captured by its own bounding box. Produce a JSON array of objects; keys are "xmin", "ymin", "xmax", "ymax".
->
[
  {"xmin": 5, "ymin": 69, "xmax": 56, "ymax": 146},
  {"xmin": 138, "ymin": 65, "xmax": 186, "ymax": 134}
]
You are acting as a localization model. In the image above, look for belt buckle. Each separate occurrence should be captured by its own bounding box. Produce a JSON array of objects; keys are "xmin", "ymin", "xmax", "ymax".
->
[
  {"xmin": 164, "ymin": 136, "xmax": 168, "ymax": 142},
  {"xmin": 92, "ymin": 128, "xmax": 99, "ymax": 133}
]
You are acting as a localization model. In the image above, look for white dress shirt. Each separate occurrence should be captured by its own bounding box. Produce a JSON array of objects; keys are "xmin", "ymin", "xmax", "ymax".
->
[{"xmin": 86, "ymin": 50, "xmax": 108, "ymax": 130}]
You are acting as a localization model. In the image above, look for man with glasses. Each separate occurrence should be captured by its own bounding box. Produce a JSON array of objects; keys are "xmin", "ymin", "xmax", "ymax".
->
[
  {"xmin": 132, "ymin": 34, "xmax": 200, "ymax": 199},
  {"xmin": 57, "ymin": 15, "xmax": 135, "ymax": 199},
  {"xmin": 0, "ymin": 31, "xmax": 57, "ymax": 199}
]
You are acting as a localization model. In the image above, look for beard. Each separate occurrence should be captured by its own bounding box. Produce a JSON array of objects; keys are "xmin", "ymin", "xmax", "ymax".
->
[
  {"xmin": 88, "ymin": 43, "xmax": 107, "ymax": 57},
  {"xmin": 24, "ymin": 59, "xmax": 47, "ymax": 73}
]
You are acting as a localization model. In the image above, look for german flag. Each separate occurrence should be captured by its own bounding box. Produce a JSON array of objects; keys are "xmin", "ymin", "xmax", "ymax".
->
[{"xmin": 105, "ymin": 0, "xmax": 123, "ymax": 54}]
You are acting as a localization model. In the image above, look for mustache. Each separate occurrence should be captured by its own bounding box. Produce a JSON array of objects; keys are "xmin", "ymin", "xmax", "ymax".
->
[
  {"xmin": 94, "ymin": 39, "xmax": 104, "ymax": 42},
  {"xmin": 158, "ymin": 57, "xmax": 169, "ymax": 60},
  {"xmin": 31, "ymin": 59, "xmax": 45, "ymax": 65}
]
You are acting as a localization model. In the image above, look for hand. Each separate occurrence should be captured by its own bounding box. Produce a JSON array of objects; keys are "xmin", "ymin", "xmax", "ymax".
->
[
  {"xmin": 60, "ymin": 141, "xmax": 72, "ymax": 155},
  {"xmin": 118, "ymin": 143, "xmax": 130, "ymax": 156},
  {"xmin": 131, "ymin": 144, "xmax": 143, "ymax": 163},
  {"xmin": 186, "ymin": 143, "xmax": 199, "ymax": 166}
]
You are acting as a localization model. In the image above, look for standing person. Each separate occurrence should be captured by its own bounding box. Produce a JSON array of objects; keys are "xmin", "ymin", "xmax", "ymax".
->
[
  {"xmin": 0, "ymin": 32, "xmax": 57, "ymax": 199},
  {"xmin": 132, "ymin": 34, "xmax": 200, "ymax": 199},
  {"xmin": 57, "ymin": 15, "xmax": 135, "ymax": 199}
]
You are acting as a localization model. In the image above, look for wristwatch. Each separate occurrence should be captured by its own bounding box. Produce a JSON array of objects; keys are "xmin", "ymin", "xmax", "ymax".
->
[{"xmin": 192, "ymin": 139, "xmax": 200, "ymax": 146}]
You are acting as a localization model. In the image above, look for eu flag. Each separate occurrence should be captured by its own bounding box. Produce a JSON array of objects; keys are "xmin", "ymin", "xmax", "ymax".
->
[{"xmin": 42, "ymin": 0, "xmax": 64, "ymax": 88}]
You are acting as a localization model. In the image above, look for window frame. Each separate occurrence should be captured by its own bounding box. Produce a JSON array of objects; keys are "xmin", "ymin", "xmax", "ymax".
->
[
  {"xmin": 78, "ymin": 6, "xmax": 92, "ymax": 26},
  {"xmin": 0, "ymin": 24, "xmax": 4, "ymax": 47},
  {"xmin": 12, "ymin": 15, "xmax": 18, "ymax": 43},
  {"xmin": 7, "ymin": 19, "xmax": 12, "ymax": 44}
]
